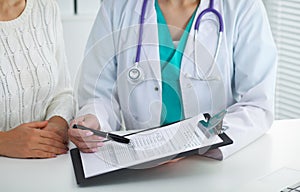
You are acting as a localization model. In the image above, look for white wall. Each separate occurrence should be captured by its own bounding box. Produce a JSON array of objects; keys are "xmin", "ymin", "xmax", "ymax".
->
[
  {"xmin": 263, "ymin": 0, "xmax": 300, "ymax": 119},
  {"xmin": 57, "ymin": 0, "xmax": 101, "ymax": 84},
  {"xmin": 57, "ymin": 0, "xmax": 102, "ymax": 16},
  {"xmin": 62, "ymin": 16, "xmax": 95, "ymax": 82}
]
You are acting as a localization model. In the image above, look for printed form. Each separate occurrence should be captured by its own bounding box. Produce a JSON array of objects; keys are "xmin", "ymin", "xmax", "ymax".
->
[{"xmin": 80, "ymin": 114, "xmax": 223, "ymax": 178}]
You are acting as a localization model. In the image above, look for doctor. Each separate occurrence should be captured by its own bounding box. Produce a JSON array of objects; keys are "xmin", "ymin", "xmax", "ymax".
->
[{"xmin": 69, "ymin": 0, "xmax": 277, "ymax": 160}]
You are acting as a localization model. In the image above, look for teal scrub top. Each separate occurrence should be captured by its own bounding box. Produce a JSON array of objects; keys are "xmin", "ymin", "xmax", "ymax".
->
[{"xmin": 155, "ymin": 1, "xmax": 197, "ymax": 125}]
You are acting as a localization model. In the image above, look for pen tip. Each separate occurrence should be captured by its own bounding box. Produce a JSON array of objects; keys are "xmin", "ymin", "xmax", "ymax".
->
[{"xmin": 73, "ymin": 124, "xmax": 77, "ymax": 128}]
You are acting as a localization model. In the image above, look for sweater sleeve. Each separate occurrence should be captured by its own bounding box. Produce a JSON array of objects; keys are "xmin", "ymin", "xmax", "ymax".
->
[{"xmin": 45, "ymin": 1, "xmax": 75, "ymax": 122}]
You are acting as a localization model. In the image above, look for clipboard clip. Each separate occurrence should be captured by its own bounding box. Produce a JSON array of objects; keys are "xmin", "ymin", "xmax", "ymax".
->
[{"xmin": 198, "ymin": 109, "xmax": 228, "ymax": 139}]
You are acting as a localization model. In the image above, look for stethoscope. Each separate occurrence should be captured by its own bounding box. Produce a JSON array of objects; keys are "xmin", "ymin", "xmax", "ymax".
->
[{"xmin": 128, "ymin": 0, "xmax": 224, "ymax": 83}]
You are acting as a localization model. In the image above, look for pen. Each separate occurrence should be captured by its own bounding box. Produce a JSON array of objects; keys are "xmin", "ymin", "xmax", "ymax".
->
[{"xmin": 72, "ymin": 124, "xmax": 130, "ymax": 144}]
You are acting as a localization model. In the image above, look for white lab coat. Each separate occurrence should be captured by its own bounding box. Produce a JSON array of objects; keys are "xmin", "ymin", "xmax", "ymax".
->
[{"xmin": 76, "ymin": 0, "xmax": 277, "ymax": 159}]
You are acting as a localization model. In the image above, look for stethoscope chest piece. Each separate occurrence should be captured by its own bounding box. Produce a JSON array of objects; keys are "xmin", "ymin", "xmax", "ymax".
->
[{"xmin": 128, "ymin": 65, "xmax": 144, "ymax": 83}]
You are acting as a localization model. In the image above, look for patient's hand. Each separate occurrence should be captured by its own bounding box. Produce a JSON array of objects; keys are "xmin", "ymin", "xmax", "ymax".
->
[{"xmin": 0, "ymin": 121, "xmax": 68, "ymax": 158}]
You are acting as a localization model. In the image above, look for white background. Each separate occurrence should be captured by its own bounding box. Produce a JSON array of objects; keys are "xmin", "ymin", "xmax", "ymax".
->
[{"xmin": 56, "ymin": 0, "xmax": 101, "ymax": 82}]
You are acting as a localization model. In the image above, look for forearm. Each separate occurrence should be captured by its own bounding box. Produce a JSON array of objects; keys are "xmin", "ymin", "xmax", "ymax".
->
[
  {"xmin": 220, "ymin": 105, "xmax": 273, "ymax": 159},
  {"xmin": 45, "ymin": 89, "xmax": 74, "ymax": 123}
]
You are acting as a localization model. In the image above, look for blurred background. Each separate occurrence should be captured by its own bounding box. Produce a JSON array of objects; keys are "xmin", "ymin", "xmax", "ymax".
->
[{"xmin": 56, "ymin": 0, "xmax": 300, "ymax": 120}]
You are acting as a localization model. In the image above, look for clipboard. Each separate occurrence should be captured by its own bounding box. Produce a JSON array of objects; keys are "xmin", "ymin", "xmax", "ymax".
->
[{"xmin": 70, "ymin": 114, "xmax": 233, "ymax": 185}]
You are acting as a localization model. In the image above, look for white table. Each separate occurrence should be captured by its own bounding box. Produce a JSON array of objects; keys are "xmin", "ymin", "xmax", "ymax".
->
[{"xmin": 1, "ymin": 119, "xmax": 300, "ymax": 192}]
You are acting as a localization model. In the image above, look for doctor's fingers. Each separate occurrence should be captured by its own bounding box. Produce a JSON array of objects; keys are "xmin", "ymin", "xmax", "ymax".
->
[
  {"xmin": 68, "ymin": 128, "xmax": 104, "ymax": 144},
  {"xmin": 70, "ymin": 115, "xmax": 100, "ymax": 130},
  {"xmin": 68, "ymin": 128, "xmax": 105, "ymax": 141},
  {"xmin": 68, "ymin": 127, "xmax": 105, "ymax": 153},
  {"xmin": 71, "ymin": 138, "xmax": 104, "ymax": 153},
  {"xmin": 69, "ymin": 118, "xmax": 83, "ymax": 129},
  {"xmin": 68, "ymin": 128, "xmax": 94, "ymax": 139}
]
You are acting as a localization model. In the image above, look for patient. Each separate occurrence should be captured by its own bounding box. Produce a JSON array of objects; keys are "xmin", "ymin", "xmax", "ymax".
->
[{"xmin": 0, "ymin": 0, "xmax": 74, "ymax": 158}]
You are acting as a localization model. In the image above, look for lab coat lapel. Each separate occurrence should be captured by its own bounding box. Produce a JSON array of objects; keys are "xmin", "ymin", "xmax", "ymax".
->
[
  {"xmin": 134, "ymin": 0, "xmax": 161, "ymax": 81},
  {"xmin": 181, "ymin": 0, "xmax": 223, "ymax": 118},
  {"xmin": 182, "ymin": 0, "xmax": 221, "ymax": 60},
  {"xmin": 182, "ymin": 0, "xmax": 223, "ymax": 73}
]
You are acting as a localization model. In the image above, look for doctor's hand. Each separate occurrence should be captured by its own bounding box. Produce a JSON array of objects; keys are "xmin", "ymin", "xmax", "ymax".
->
[
  {"xmin": 159, "ymin": 157, "xmax": 186, "ymax": 166},
  {"xmin": 0, "ymin": 121, "xmax": 68, "ymax": 159},
  {"xmin": 68, "ymin": 114, "xmax": 104, "ymax": 153}
]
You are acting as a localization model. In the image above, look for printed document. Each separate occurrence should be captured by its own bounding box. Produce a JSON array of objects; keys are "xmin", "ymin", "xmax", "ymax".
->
[{"xmin": 80, "ymin": 114, "xmax": 222, "ymax": 178}]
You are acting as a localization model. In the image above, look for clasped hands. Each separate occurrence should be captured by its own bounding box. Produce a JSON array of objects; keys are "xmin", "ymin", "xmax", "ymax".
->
[
  {"xmin": 3, "ymin": 114, "xmax": 185, "ymax": 164},
  {"xmin": 0, "ymin": 117, "xmax": 68, "ymax": 159}
]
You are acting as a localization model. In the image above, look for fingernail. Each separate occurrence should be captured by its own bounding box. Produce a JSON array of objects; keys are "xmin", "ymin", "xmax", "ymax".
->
[
  {"xmin": 92, "ymin": 148, "xmax": 98, "ymax": 152},
  {"xmin": 97, "ymin": 142, "xmax": 103, "ymax": 147},
  {"xmin": 97, "ymin": 136, "xmax": 104, "ymax": 140},
  {"xmin": 85, "ymin": 131, "xmax": 93, "ymax": 136}
]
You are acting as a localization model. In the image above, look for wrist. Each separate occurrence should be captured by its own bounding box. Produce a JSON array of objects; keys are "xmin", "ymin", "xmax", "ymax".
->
[{"xmin": 48, "ymin": 116, "xmax": 68, "ymax": 130}]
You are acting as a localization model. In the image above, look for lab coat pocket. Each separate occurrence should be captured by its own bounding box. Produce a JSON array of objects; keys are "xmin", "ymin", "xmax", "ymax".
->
[{"xmin": 181, "ymin": 75, "xmax": 226, "ymax": 118}]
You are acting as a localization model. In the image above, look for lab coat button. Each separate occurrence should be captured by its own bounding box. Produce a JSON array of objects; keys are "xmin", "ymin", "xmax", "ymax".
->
[{"xmin": 154, "ymin": 87, "xmax": 159, "ymax": 91}]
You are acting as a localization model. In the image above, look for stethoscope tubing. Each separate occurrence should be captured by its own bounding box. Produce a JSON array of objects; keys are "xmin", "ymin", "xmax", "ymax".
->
[
  {"xmin": 129, "ymin": 0, "xmax": 224, "ymax": 82},
  {"xmin": 194, "ymin": 8, "xmax": 224, "ymax": 32},
  {"xmin": 135, "ymin": 0, "xmax": 149, "ymax": 64}
]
